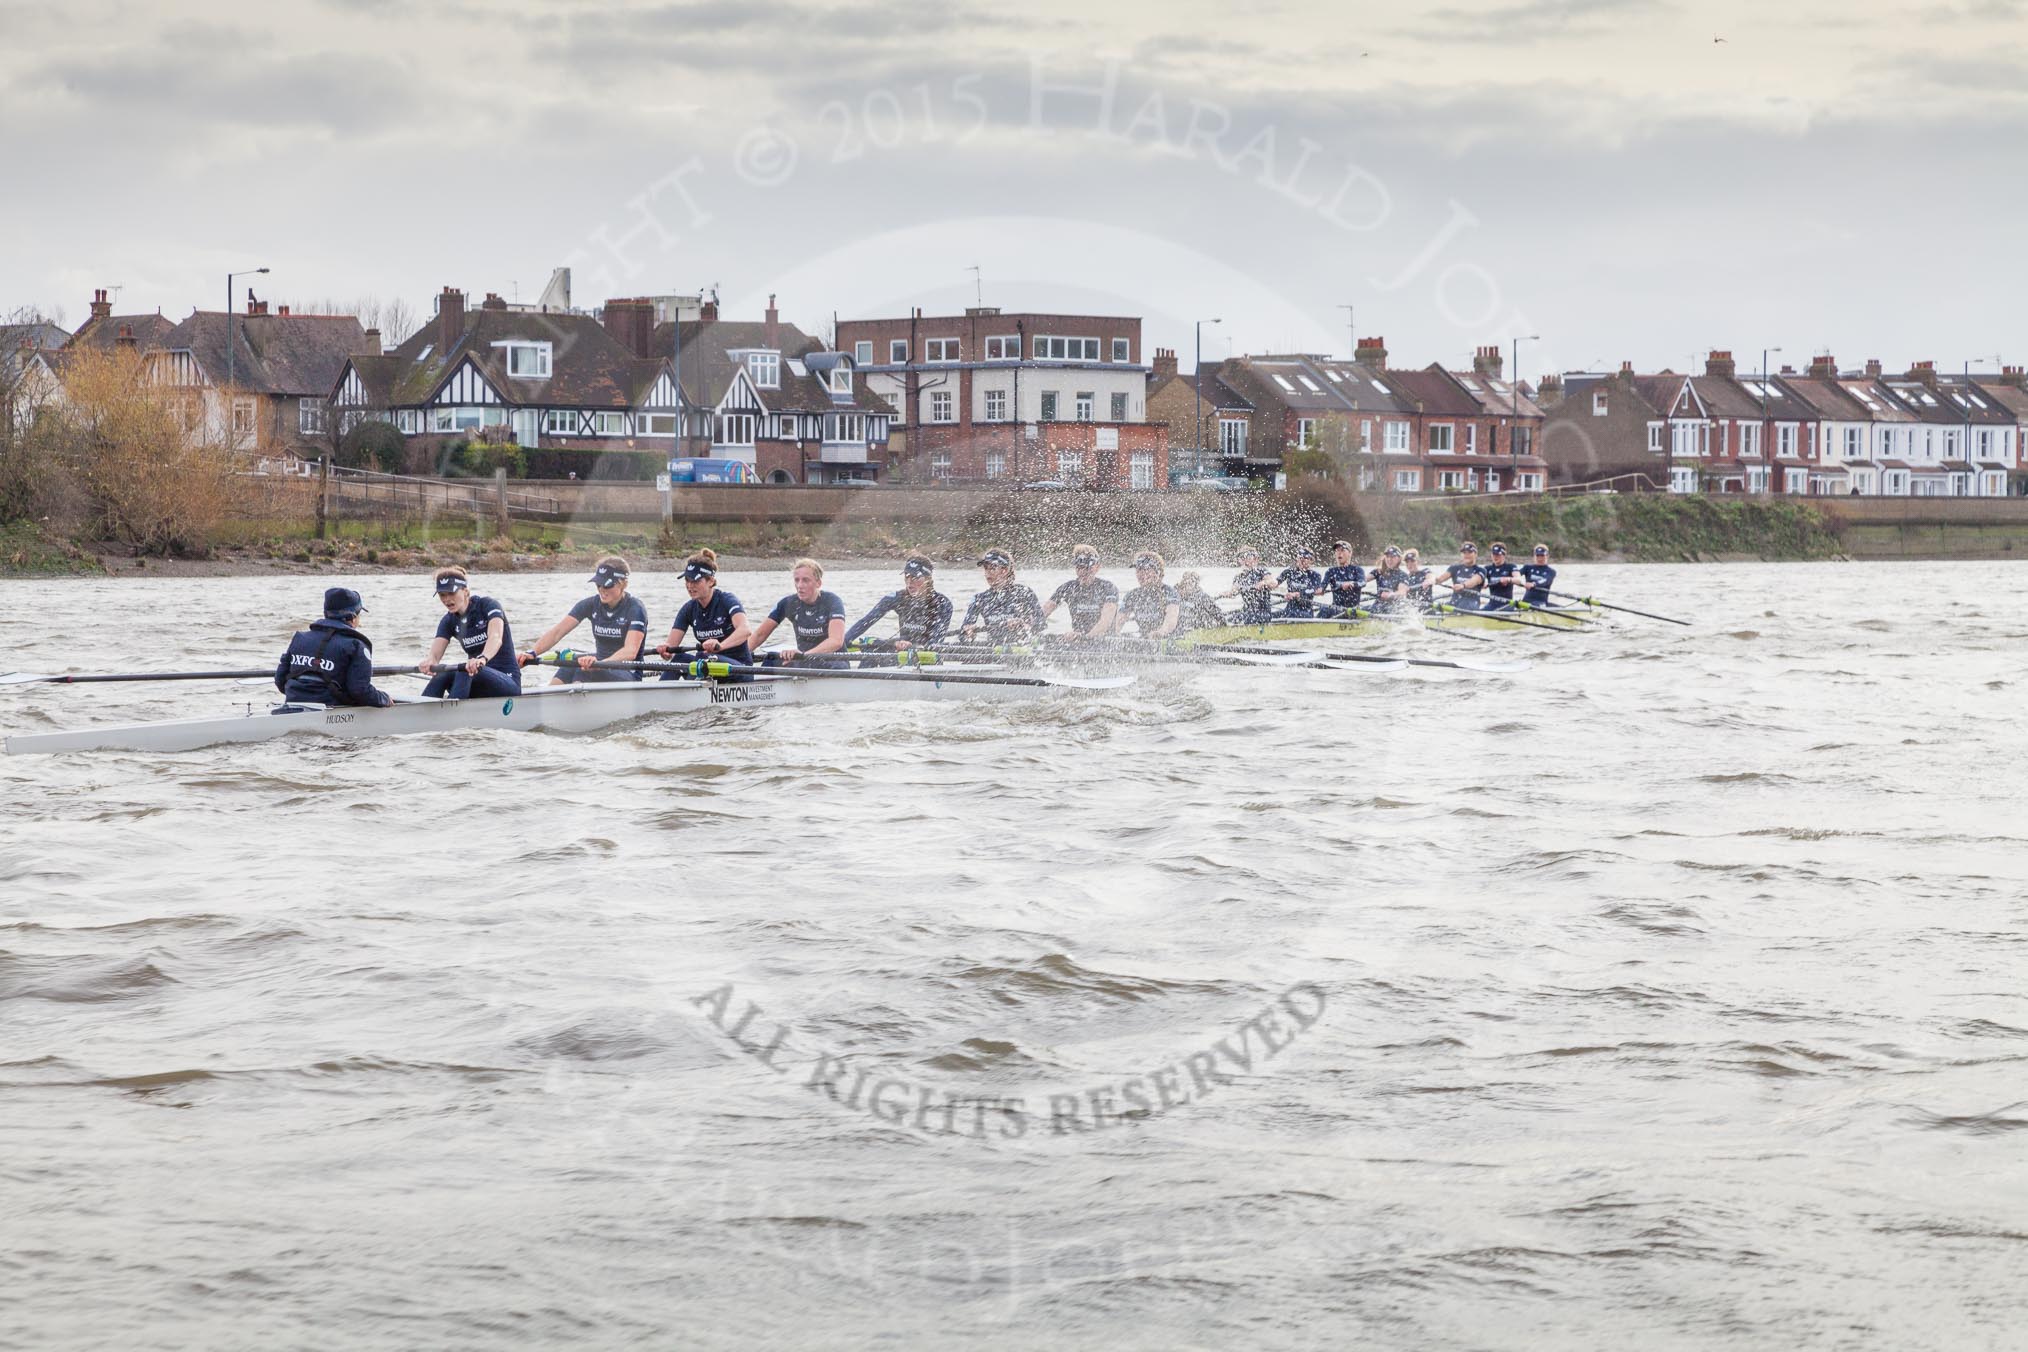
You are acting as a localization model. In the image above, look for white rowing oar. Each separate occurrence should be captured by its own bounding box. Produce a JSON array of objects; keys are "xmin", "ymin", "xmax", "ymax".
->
[
  {"xmin": 1325, "ymin": 652, "xmax": 1530, "ymax": 673},
  {"xmin": 1, "ymin": 665, "xmax": 415, "ymax": 688},
  {"xmin": 525, "ymin": 654, "xmax": 1131, "ymax": 691},
  {"xmin": 1546, "ymin": 589, "xmax": 1689, "ymax": 626}
]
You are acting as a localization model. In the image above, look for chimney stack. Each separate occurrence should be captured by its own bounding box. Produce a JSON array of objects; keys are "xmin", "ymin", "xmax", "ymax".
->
[
  {"xmin": 438, "ymin": 287, "xmax": 466, "ymax": 350},
  {"xmin": 1354, "ymin": 335, "xmax": 1387, "ymax": 367},
  {"xmin": 1472, "ymin": 345, "xmax": 1503, "ymax": 378},
  {"xmin": 1864, "ymin": 358, "xmax": 1883, "ymax": 378},
  {"xmin": 1620, "ymin": 360, "xmax": 1634, "ymax": 375},
  {"xmin": 278, "ymin": 305, "xmax": 290, "ymax": 317},
  {"xmin": 89, "ymin": 289, "xmax": 112, "ymax": 321},
  {"xmin": 116, "ymin": 323, "xmax": 136, "ymax": 350},
  {"xmin": 364, "ymin": 328, "xmax": 382, "ymax": 357},
  {"xmin": 1536, "ymin": 373, "xmax": 1564, "ymax": 407},
  {"xmin": 1907, "ymin": 360, "xmax": 1937, "ymax": 388},
  {"xmin": 481, "ymin": 292, "xmax": 508, "ymax": 311},
  {"xmin": 601, "ymin": 298, "xmax": 656, "ymax": 360},
  {"xmin": 764, "ymin": 293, "xmax": 779, "ymax": 350},
  {"xmin": 701, "ymin": 298, "xmax": 719, "ymax": 324},
  {"xmin": 2003, "ymin": 365, "xmax": 2026, "ymax": 389},
  {"xmin": 1705, "ymin": 349, "xmax": 1736, "ymax": 379},
  {"xmin": 1152, "ymin": 347, "xmax": 1178, "ymax": 378},
  {"xmin": 1807, "ymin": 354, "xmax": 1837, "ymax": 379}
]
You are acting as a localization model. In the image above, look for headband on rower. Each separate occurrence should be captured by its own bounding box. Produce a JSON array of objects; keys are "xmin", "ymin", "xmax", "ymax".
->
[{"xmin": 684, "ymin": 561, "xmax": 717, "ymax": 581}]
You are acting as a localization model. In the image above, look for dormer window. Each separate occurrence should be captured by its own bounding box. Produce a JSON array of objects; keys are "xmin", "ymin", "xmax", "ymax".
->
[
  {"xmin": 828, "ymin": 364, "xmax": 852, "ymax": 395},
  {"xmin": 493, "ymin": 341, "xmax": 551, "ymax": 378},
  {"xmin": 748, "ymin": 351, "xmax": 780, "ymax": 389}
]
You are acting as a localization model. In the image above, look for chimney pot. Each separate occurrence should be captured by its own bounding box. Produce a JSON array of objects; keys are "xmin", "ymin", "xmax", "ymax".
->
[
  {"xmin": 1864, "ymin": 358, "xmax": 1882, "ymax": 378},
  {"xmin": 1152, "ymin": 348, "xmax": 1178, "ymax": 378},
  {"xmin": 763, "ymin": 294, "xmax": 779, "ymax": 350}
]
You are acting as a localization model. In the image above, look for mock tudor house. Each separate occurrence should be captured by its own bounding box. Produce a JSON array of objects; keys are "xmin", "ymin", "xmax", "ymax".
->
[
  {"xmin": 144, "ymin": 301, "xmax": 364, "ymax": 459},
  {"xmin": 1145, "ymin": 348, "xmax": 1253, "ymax": 480},
  {"xmin": 835, "ymin": 306, "xmax": 1165, "ymax": 489}
]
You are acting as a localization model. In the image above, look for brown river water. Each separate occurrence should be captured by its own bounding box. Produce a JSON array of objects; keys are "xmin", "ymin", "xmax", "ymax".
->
[{"xmin": 1, "ymin": 561, "xmax": 2023, "ymax": 1350}]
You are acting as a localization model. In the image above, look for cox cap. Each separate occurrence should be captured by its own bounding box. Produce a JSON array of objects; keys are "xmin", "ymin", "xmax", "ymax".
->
[{"xmin": 323, "ymin": 586, "xmax": 366, "ymax": 619}]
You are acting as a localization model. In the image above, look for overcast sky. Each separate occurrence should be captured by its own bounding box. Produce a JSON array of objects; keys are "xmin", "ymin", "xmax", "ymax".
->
[{"xmin": 4, "ymin": 0, "xmax": 2024, "ymax": 379}]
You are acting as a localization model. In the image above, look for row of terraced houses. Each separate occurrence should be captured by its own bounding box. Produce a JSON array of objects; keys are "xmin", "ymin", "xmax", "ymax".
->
[{"xmin": 10, "ymin": 284, "xmax": 2025, "ymax": 497}]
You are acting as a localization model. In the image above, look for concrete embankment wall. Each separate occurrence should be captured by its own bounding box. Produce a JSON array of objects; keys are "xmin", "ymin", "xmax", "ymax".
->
[{"xmin": 252, "ymin": 476, "xmax": 2028, "ymax": 562}]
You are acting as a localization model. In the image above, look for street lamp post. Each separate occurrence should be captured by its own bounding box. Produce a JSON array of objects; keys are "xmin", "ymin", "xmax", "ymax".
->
[
  {"xmin": 1509, "ymin": 334, "xmax": 1539, "ymax": 463},
  {"xmin": 225, "ymin": 265, "xmax": 269, "ymax": 447},
  {"xmin": 1196, "ymin": 317, "xmax": 1222, "ymax": 479}
]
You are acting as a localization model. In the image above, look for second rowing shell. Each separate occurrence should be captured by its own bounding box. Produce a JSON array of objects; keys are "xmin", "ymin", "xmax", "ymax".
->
[
  {"xmin": 5, "ymin": 670, "xmax": 1124, "ymax": 756},
  {"xmin": 1185, "ymin": 606, "xmax": 1596, "ymax": 645}
]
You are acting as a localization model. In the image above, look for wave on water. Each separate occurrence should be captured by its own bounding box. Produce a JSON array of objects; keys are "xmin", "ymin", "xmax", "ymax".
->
[{"xmin": 0, "ymin": 954, "xmax": 177, "ymax": 1004}]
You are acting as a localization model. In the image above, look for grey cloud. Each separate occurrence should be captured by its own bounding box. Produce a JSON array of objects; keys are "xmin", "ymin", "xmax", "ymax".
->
[
  {"xmin": 1393, "ymin": 0, "xmax": 1670, "ymax": 44},
  {"xmin": 38, "ymin": 48, "xmax": 422, "ymax": 135}
]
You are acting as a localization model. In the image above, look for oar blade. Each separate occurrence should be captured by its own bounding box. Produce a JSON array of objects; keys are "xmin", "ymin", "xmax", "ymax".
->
[{"xmin": 0, "ymin": 672, "xmax": 56, "ymax": 687}]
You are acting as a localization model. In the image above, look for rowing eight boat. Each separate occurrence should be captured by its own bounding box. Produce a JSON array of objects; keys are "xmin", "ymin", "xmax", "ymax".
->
[
  {"xmin": 4, "ymin": 669, "xmax": 1126, "ymax": 756},
  {"xmin": 1185, "ymin": 604, "xmax": 1597, "ymax": 645}
]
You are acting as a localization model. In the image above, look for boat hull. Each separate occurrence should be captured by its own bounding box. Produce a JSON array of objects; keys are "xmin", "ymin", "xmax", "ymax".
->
[
  {"xmin": 5, "ymin": 673, "xmax": 1057, "ymax": 755},
  {"xmin": 1185, "ymin": 605, "xmax": 1595, "ymax": 643}
]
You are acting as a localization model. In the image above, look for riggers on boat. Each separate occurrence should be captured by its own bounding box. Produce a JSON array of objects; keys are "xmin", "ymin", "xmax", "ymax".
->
[
  {"xmin": 3, "ymin": 668, "xmax": 1128, "ymax": 756},
  {"xmin": 1182, "ymin": 603, "xmax": 1597, "ymax": 645}
]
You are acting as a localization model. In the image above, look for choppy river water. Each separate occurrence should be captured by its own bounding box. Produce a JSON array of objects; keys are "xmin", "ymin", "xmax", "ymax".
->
[{"xmin": 2, "ymin": 560, "xmax": 2024, "ymax": 1350}]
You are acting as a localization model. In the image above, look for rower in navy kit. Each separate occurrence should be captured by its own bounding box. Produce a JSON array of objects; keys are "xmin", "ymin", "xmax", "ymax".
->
[
  {"xmin": 1041, "ymin": 544, "xmax": 1120, "ymax": 640},
  {"xmin": 1319, "ymin": 540, "xmax": 1365, "ymax": 617},
  {"xmin": 1368, "ymin": 546, "xmax": 1410, "ymax": 613},
  {"xmin": 958, "ymin": 549, "xmax": 1044, "ymax": 643},
  {"xmin": 520, "ymin": 556, "xmax": 648, "ymax": 683},
  {"xmin": 1276, "ymin": 546, "xmax": 1325, "ymax": 618},
  {"xmin": 1479, "ymin": 542, "xmax": 1518, "ymax": 609},
  {"xmin": 1442, "ymin": 542, "xmax": 1487, "ymax": 611},
  {"xmin": 656, "ymin": 548, "xmax": 752, "ymax": 673},
  {"xmin": 844, "ymin": 553, "xmax": 952, "ymax": 651},
  {"xmin": 1115, "ymin": 550, "xmax": 1182, "ymax": 638},
  {"xmin": 1220, "ymin": 547, "xmax": 1275, "ymax": 623},
  {"xmin": 1520, "ymin": 543, "xmax": 1557, "ymax": 608},
  {"xmin": 749, "ymin": 558, "xmax": 848, "ymax": 664},
  {"xmin": 276, "ymin": 587, "xmax": 392, "ymax": 708},
  {"xmin": 1402, "ymin": 549, "xmax": 1435, "ymax": 611},
  {"xmin": 419, "ymin": 567, "xmax": 521, "ymax": 699},
  {"xmin": 1174, "ymin": 571, "xmax": 1225, "ymax": 631}
]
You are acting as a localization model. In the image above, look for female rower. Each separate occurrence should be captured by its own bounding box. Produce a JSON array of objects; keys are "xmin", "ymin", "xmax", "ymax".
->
[
  {"xmin": 1220, "ymin": 547, "xmax": 1275, "ymax": 623},
  {"xmin": 1115, "ymin": 550, "xmax": 1182, "ymax": 638},
  {"xmin": 1320, "ymin": 540, "xmax": 1365, "ymax": 616},
  {"xmin": 1174, "ymin": 571, "xmax": 1225, "ymax": 630},
  {"xmin": 748, "ymin": 558, "xmax": 848, "ymax": 664},
  {"xmin": 1276, "ymin": 546, "xmax": 1324, "ymax": 617},
  {"xmin": 420, "ymin": 566, "xmax": 522, "ymax": 699},
  {"xmin": 1402, "ymin": 548, "xmax": 1436, "ymax": 611},
  {"xmin": 1480, "ymin": 542, "xmax": 1518, "ymax": 609},
  {"xmin": 1442, "ymin": 542, "xmax": 1486, "ymax": 611},
  {"xmin": 519, "ymin": 556, "xmax": 647, "ymax": 683},
  {"xmin": 844, "ymin": 553, "xmax": 952, "ymax": 651},
  {"xmin": 958, "ymin": 548, "xmax": 1044, "ymax": 643},
  {"xmin": 1368, "ymin": 546, "xmax": 1410, "ymax": 612},
  {"xmin": 1041, "ymin": 543, "xmax": 1120, "ymax": 640},
  {"xmin": 655, "ymin": 547, "xmax": 752, "ymax": 672},
  {"xmin": 1520, "ymin": 543, "xmax": 1557, "ymax": 607}
]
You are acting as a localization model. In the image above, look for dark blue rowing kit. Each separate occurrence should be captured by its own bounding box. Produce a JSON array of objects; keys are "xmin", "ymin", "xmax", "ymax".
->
[
  {"xmin": 768, "ymin": 589, "xmax": 849, "ymax": 650},
  {"xmin": 1368, "ymin": 566, "xmax": 1410, "ymax": 612},
  {"xmin": 1520, "ymin": 562, "xmax": 1557, "ymax": 608},
  {"xmin": 1118, "ymin": 582, "xmax": 1180, "ymax": 635},
  {"xmin": 1443, "ymin": 562, "xmax": 1486, "ymax": 611},
  {"xmin": 669, "ymin": 588, "xmax": 752, "ymax": 668},
  {"xmin": 1231, "ymin": 567, "xmax": 1274, "ymax": 623},
  {"xmin": 844, "ymin": 590, "xmax": 953, "ymax": 647},
  {"xmin": 1048, "ymin": 577, "xmax": 1121, "ymax": 637},
  {"xmin": 1321, "ymin": 564, "xmax": 1365, "ymax": 614},
  {"xmin": 1481, "ymin": 560, "xmax": 1518, "ymax": 607},
  {"xmin": 1276, "ymin": 567, "xmax": 1324, "ymax": 617},
  {"xmin": 554, "ymin": 592, "xmax": 649, "ymax": 683},
  {"xmin": 1406, "ymin": 567, "xmax": 1435, "ymax": 610},
  {"xmin": 424, "ymin": 594, "xmax": 521, "ymax": 699},
  {"xmin": 276, "ymin": 617, "xmax": 391, "ymax": 707},
  {"xmin": 960, "ymin": 582, "xmax": 1044, "ymax": 641}
]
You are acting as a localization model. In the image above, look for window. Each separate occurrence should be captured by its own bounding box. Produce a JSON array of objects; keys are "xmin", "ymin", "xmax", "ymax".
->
[
  {"xmin": 1593, "ymin": 391, "xmax": 1607, "ymax": 416},
  {"xmin": 889, "ymin": 340, "xmax": 908, "ymax": 364},
  {"xmin": 232, "ymin": 398, "xmax": 256, "ymax": 437},
  {"xmin": 1130, "ymin": 451, "xmax": 1154, "ymax": 490},
  {"xmin": 1112, "ymin": 339, "xmax": 1130, "ymax": 364},
  {"xmin": 543, "ymin": 409, "xmax": 579, "ymax": 436},
  {"xmin": 1040, "ymin": 391, "xmax": 1059, "ymax": 421},
  {"xmin": 985, "ymin": 451, "xmax": 1006, "ymax": 479},
  {"xmin": 1428, "ymin": 423, "xmax": 1454, "ymax": 452},
  {"xmin": 1512, "ymin": 427, "xmax": 1531, "ymax": 456},
  {"xmin": 1517, "ymin": 472, "xmax": 1543, "ymax": 491},
  {"xmin": 1383, "ymin": 421, "xmax": 1409, "ymax": 453},
  {"xmin": 1110, "ymin": 392, "xmax": 1128, "ymax": 421},
  {"xmin": 1057, "ymin": 450, "xmax": 1083, "ymax": 479},
  {"xmin": 430, "ymin": 407, "xmax": 481, "ymax": 433},
  {"xmin": 984, "ymin": 389, "xmax": 1008, "ymax": 422},
  {"xmin": 1437, "ymin": 469, "xmax": 1466, "ymax": 490},
  {"xmin": 1777, "ymin": 424, "xmax": 1798, "ymax": 457},
  {"xmin": 1671, "ymin": 466, "xmax": 1699, "ymax": 493},
  {"xmin": 714, "ymin": 413, "xmax": 755, "ymax": 445},
  {"xmin": 1978, "ymin": 429, "xmax": 1994, "ymax": 458},
  {"xmin": 643, "ymin": 413, "xmax": 678, "ymax": 436},
  {"xmin": 829, "ymin": 367, "xmax": 852, "ymax": 394},
  {"xmin": 1272, "ymin": 374, "xmax": 1296, "ymax": 392},
  {"xmin": 595, "ymin": 411, "xmax": 627, "ymax": 436},
  {"xmin": 1465, "ymin": 423, "xmax": 1477, "ymax": 454},
  {"xmin": 776, "ymin": 415, "xmax": 797, "ymax": 439},
  {"xmin": 1297, "ymin": 375, "xmax": 1321, "ymax": 393},
  {"xmin": 984, "ymin": 335, "xmax": 1020, "ymax": 361},
  {"xmin": 931, "ymin": 452, "xmax": 952, "ymax": 479},
  {"xmin": 1648, "ymin": 422, "xmax": 1663, "ymax": 452},
  {"xmin": 397, "ymin": 409, "xmax": 420, "ymax": 434},
  {"xmin": 1296, "ymin": 418, "xmax": 1316, "ymax": 447},
  {"xmin": 498, "ymin": 342, "xmax": 552, "ymax": 378},
  {"xmin": 929, "ymin": 390, "xmax": 954, "ymax": 423},
  {"xmin": 748, "ymin": 352, "xmax": 780, "ymax": 388},
  {"xmin": 1075, "ymin": 391, "xmax": 1094, "ymax": 421},
  {"xmin": 1034, "ymin": 336, "xmax": 1100, "ymax": 361},
  {"xmin": 854, "ymin": 341, "xmax": 872, "ymax": 364},
  {"xmin": 826, "ymin": 413, "xmax": 865, "ymax": 443},
  {"xmin": 298, "ymin": 398, "xmax": 325, "ymax": 435},
  {"xmin": 1393, "ymin": 468, "xmax": 1420, "ymax": 492},
  {"xmin": 1221, "ymin": 420, "xmax": 1247, "ymax": 457},
  {"xmin": 925, "ymin": 338, "xmax": 959, "ymax": 363}
]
